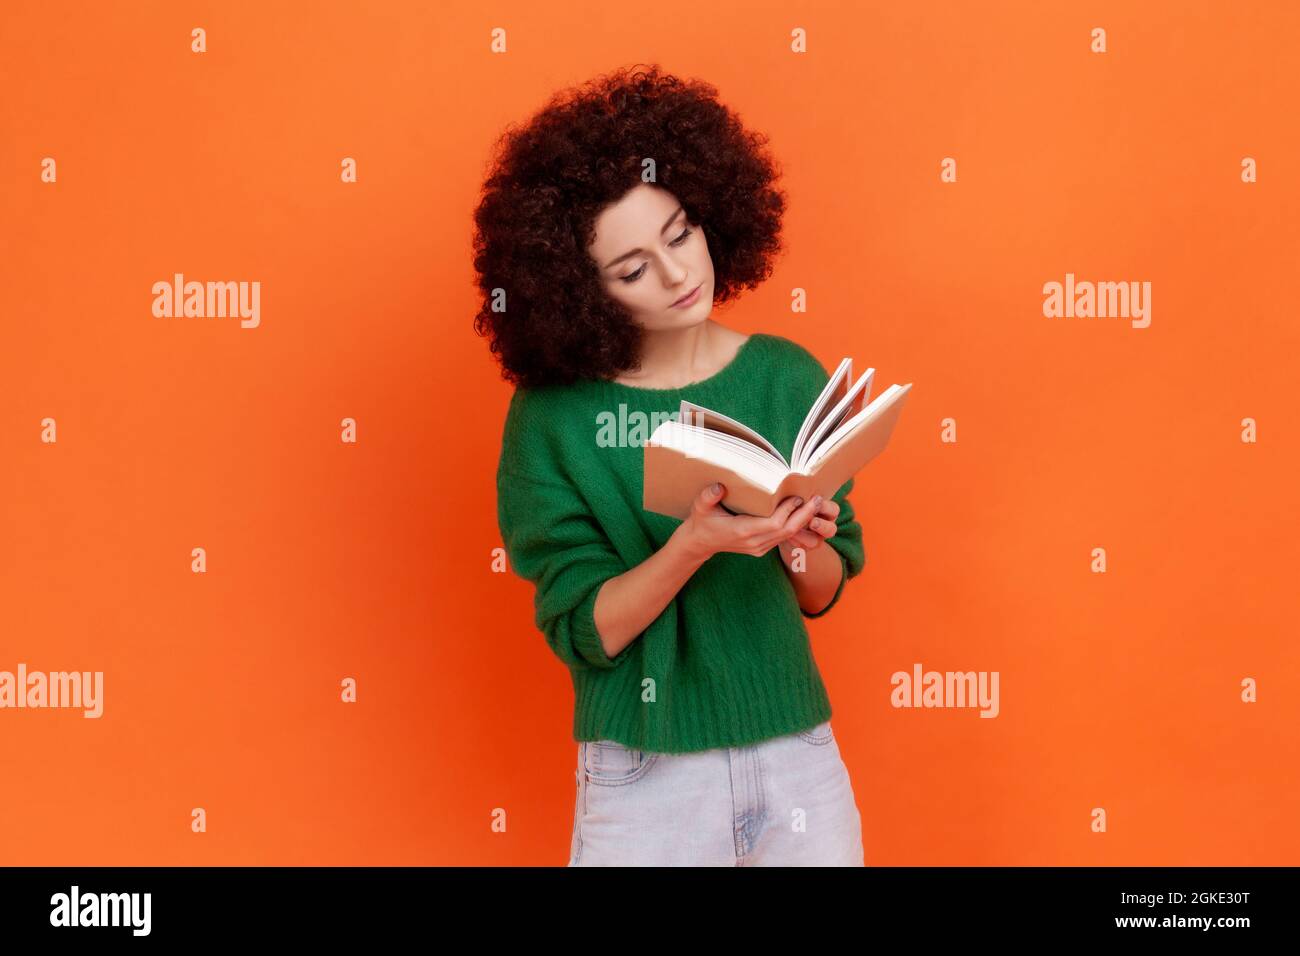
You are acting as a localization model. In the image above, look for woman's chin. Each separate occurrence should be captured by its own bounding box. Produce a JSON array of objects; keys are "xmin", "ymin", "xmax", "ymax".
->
[{"xmin": 642, "ymin": 307, "xmax": 713, "ymax": 333}]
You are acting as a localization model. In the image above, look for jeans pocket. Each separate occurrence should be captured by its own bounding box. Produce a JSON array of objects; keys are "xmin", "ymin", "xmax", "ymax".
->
[
  {"xmin": 796, "ymin": 720, "xmax": 834, "ymax": 745},
  {"xmin": 582, "ymin": 738, "xmax": 659, "ymax": 786}
]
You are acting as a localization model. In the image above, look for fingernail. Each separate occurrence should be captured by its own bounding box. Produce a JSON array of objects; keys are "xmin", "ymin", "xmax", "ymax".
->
[
  {"xmin": 793, "ymin": 498, "xmax": 803, "ymax": 507},
  {"xmin": 812, "ymin": 495, "xmax": 823, "ymax": 507}
]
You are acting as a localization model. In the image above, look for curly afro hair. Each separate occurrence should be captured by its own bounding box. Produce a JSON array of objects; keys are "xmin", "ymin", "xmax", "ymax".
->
[{"xmin": 472, "ymin": 63, "xmax": 788, "ymax": 390}]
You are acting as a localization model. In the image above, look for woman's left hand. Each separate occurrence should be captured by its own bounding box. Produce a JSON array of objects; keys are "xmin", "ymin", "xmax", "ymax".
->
[{"xmin": 778, "ymin": 497, "xmax": 839, "ymax": 554}]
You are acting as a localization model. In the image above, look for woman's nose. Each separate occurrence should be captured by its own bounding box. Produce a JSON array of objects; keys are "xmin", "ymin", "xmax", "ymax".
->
[{"xmin": 660, "ymin": 256, "xmax": 688, "ymax": 285}]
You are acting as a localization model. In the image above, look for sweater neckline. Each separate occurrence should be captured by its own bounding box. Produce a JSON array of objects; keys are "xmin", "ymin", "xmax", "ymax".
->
[{"xmin": 595, "ymin": 333, "xmax": 762, "ymax": 398}]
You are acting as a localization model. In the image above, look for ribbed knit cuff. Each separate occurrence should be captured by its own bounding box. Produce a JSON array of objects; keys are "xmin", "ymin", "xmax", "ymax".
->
[
  {"xmin": 571, "ymin": 585, "xmax": 626, "ymax": 669},
  {"xmin": 801, "ymin": 545, "xmax": 848, "ymax": 619}
]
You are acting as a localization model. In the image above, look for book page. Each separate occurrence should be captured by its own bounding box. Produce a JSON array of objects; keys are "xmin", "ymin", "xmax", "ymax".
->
[
  {"xmin": 676, "ymin": 399, "xmax": 787, "ymax": 467},
  {"xmin": 790, "ymin": 357, "xmax": 851, "ymax": 469},
  {"xmin": 806, "ymin": 382, "xmax": 911, "ymax": 469},
  {"xmin": 797, "ymin": 384, "xmax": 912, "ymax": 496},
  {"xmin": 794, "ymin": 368, "xmax": 874, "ymax": 471}
]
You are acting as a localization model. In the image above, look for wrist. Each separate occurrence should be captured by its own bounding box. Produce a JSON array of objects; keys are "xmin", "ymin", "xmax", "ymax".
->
[
  {"xmin": 669, "ymin": 521, "xmax": 713, "ymax": 568},
  {"xmin": 777, "ymin": 539, "xmax": 818, "ymax": 570}
]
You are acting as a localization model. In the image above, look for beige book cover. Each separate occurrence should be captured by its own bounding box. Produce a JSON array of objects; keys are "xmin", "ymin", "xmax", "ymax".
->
[{"xmin": 643, "ymin": 358, "xmax": 912, "ymax": 520}]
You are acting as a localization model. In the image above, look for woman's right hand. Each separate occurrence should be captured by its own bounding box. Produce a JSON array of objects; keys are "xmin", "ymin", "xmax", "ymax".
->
[{"xmin": 673, "ymin": 482, "xmax": 823, "ymax": 562}]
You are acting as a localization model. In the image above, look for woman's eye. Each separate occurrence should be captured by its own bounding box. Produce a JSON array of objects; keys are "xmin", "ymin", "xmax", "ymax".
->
[{"xmin": 618, "ymin": 229, "xmax": 692, "ymax": 283}]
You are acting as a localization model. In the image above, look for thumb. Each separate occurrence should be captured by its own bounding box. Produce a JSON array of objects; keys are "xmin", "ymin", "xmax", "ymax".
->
[{"xmin": 694, "ymin": 481, "xmax": 727, "ymax": 513}]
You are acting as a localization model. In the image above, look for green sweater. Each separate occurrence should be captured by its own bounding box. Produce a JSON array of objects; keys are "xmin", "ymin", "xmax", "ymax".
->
[{"xmin": 495, "ymin": 332, "xmax": 866, "ymax": 754}]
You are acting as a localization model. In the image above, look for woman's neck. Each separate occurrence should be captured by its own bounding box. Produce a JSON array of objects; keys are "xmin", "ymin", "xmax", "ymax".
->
[{"xmin": 614, "ymin": 320, "xmax": 742, "ymax": 389}]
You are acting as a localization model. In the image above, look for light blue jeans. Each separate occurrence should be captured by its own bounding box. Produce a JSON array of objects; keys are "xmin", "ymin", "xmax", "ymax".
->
[{"xmin": 567, "ymin": 721, "xmax": 865, "ymax": 866}]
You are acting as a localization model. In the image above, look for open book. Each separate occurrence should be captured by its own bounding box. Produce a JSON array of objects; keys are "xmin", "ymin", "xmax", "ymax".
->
[{"xmin": 643, "ymin": 358, "xmax": 912, "ymax": 520}]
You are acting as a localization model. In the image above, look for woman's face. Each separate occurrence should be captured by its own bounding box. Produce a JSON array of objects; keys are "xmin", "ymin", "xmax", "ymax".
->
[{"xmin": 587, "ymin": 183, "xmax": 715, "ymax": 332}]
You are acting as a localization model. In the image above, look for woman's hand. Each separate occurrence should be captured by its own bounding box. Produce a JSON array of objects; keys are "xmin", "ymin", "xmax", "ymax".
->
[
  {"xmin": 673, "ymin": 482, "xmax": 826, "ymax": 562},
  {"xmin": 777, "ymin": 496, "xmax": 840, "ymax": 559}
]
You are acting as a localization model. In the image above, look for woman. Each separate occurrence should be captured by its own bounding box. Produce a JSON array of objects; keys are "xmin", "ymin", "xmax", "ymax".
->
[{"xmin": 474, "ymin": 64, "xmax": 867, "ymax": 866}]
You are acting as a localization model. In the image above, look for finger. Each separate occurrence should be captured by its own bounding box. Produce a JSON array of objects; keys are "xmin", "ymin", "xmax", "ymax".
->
[
  {"xmin": 751, "ymin": 496, "xmax": 815, "ymax": 551},
  {"xmin": 787, "ymin": 529, "xmax": 822, "ymax": 550},
  {"xmin": 783, "ymin": 495, "xmax": 823, "ymax": 536},
  {"xmin": 769, "ymin": 495, "xmax": 805, "ymax": 527},
  {"xmin": 806, "ymin": 516, "xmax": 837, "ymax": 540},
  {"xmin": 744, "ymin": 499, "xmax": 798, "ymax": 544},
  {"xmin": 693, "ymin": 481, "xmax": 727, "ymax": 514},
  {"xmin": 815, "ymin": 497, "xmax": 840, "ymax": 520},
  {"xmin": 759, "ymin": 501, "xmax": 819, "ymax": 553}
]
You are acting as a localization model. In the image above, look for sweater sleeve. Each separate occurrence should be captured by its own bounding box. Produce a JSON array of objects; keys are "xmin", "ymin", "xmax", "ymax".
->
[
  {"xmin": 497, "ymin": 466, "xmax": 631, "ymax": 671},
  {"xmin": 801, "ymin": 474, "xmax": 865, "ymax": 619}
]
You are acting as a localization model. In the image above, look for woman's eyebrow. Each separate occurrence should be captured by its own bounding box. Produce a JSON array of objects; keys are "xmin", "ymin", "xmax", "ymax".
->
[{"xmin": 601, "ymin": 206, "xmax": 685, "ymax": 269}]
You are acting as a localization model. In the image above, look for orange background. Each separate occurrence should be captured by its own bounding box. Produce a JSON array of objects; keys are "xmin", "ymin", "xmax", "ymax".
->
[{"xmin": 2, "ymin": 0, "xmax": 1297, "ymax": 865}]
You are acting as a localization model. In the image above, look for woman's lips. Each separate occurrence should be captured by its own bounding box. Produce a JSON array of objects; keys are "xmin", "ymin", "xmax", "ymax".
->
[{"xmin": 672, "ymin": 283, "xmax": 702, "ymax": 307}]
